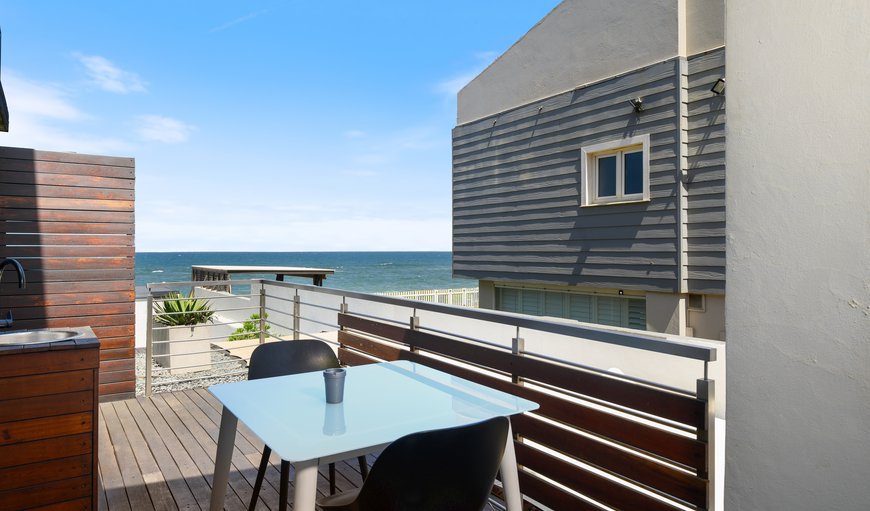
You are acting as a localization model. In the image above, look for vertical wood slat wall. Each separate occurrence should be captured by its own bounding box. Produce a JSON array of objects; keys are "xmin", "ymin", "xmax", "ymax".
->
[{"xmin": 0, "ymin": 146, "xmax": 135, "ymax": 400}]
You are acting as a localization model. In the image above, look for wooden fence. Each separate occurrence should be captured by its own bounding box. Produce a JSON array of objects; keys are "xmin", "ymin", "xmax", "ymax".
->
[
  {"xmin": 0, "ymin": 146, "xmax": 135, "ymax": 400},
  {"xmin": 336, "ymin": 312, "xmax": 714, "ymax": 511},
  {"xmin": 377, "ymin": 287, "xmax": 479, "ymax": 307}
]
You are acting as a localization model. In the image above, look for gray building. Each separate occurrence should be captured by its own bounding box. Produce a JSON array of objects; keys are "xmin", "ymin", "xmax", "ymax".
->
[{"xmin": 452, "ymin": 0, "xmax": 726, "ymax": 339}]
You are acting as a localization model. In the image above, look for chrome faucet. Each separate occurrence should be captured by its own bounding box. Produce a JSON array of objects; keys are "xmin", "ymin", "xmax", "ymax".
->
[{"xmin": 0, "ymin": 258, "xmax": 26, "ymax": 328}]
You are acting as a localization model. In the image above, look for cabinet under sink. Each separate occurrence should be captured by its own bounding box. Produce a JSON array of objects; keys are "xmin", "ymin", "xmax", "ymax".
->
[{"xmin": 0, "ymin": 327, "xmax": 100, "ymax": 510}]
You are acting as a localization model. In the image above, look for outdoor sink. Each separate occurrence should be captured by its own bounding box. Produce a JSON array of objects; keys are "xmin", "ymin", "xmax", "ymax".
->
[{"xmin": 0, "ymin": 329, "xmax": 81, "ymax": 345}]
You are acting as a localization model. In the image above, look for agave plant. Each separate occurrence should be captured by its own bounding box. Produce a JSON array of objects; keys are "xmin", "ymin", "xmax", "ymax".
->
[{"xmin": 153, "ymin": 291, "xmax": 215, "ymax": 327}]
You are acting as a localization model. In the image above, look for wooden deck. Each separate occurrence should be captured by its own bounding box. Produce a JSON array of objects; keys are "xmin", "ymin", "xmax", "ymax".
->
[{"xmin": 97, "ymin": 389, "xmax": 372, "ymax": 511}]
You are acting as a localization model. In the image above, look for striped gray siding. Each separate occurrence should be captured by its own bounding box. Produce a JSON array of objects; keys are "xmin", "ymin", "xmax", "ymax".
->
[
  {"xmin": 684, "ymin": 48, "xmax": 726, "ymax": 294},
  {"xmin": 452, "ymin": 59, "xmax": 682, "ymax": 293}
]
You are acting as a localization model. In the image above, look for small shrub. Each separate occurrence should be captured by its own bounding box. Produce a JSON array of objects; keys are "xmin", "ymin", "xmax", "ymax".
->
[
  {"xmin": 153, "ymin": 291, "xmax": 215, "ymax": 327},
  {"xmin": 229, "ymin": 313, "xmax": 270, "ymax": 341}
]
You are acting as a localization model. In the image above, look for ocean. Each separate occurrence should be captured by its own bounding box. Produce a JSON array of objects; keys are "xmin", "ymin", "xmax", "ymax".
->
[{"xmin": 135, "ymin": 252, "xmax": 476, "ymax": 293}]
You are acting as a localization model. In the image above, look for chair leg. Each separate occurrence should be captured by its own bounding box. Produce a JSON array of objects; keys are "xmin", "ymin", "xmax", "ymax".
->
[
  {"xmin": 279, "ymin": 460, "xmax": 290, "ymax": 511},
  {"xmin": 357, "ymin": 455, "xmax": 369, "ymax": 480},
  {"xmin": 329, "ymin": 462, "xmax": 336, "ymax": 495},
  {"xmin": 248, "ymin": 446, "xmax": 272, "ymax": 511}
]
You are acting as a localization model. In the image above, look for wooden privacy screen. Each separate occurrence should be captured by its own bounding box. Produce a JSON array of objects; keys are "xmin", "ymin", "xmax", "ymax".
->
[
  {"xmin": 0, "ymin": 146, "xmax": 135, "ymax": 400},
  {"xmin": 337, "ymin": 313, "xmax": 714, "ymax": 511}
]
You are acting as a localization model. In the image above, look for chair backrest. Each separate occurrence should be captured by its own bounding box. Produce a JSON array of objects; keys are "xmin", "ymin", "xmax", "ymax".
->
[
  {"xmin": 248, "ymin": 340, "xmax": 340, "ymax": 380},
  {"xmin": 353, "ymin": 416, "xmax": 509, "ymax": 511}
]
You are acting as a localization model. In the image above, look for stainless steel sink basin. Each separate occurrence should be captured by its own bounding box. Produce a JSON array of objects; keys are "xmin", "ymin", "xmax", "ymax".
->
[{"xmin": 0, "ymin": 330, "xmax": 80, "ymax": 345}]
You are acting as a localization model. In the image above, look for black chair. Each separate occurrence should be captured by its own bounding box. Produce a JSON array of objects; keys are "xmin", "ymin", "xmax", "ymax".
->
[
  {"xmin": 246, "ymin": 340, "xmax": 369, "ymax": 511},
  {"xmin": 316, "ymin": 416, "xmax": 509, "ymax": 511}
]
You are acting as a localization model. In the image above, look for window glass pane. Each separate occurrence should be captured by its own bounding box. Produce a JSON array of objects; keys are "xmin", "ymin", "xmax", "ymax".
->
[
  {"xmin": 568, "ymin": 294, "xmax": 593, "ymax": 322},
  {"xmin": 623, "ymin": 151, "xmax": 644, "ymax": 195},
  {"xmin": 627, "ymin": 299, "xmax": 646, "ymax": 330},
  {"xmin": 597, "ymin": 155, "xmax": 617, "ymax": 197},
  {"xmin": 543, "ymin": 291, "xmax": 564, "ymax": 317},
  {"xmin": 497, "ymin": 288, "xmax": 519, "ymax": 313},
  {"xmin": 595, "ymin": 296, "xmax": 623, "ymax": 326},
  {"xmin": 521, "ymin": 290, "xmax": 542, "ymax": 316}
]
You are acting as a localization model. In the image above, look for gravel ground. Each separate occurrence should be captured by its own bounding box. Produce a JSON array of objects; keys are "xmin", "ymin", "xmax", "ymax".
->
[{"xmin": 135, "ymin": 345, "xmax": 248, "ymax": 395}]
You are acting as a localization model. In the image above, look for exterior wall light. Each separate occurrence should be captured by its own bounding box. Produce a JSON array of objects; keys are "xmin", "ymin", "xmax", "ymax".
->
[
  {"xmin": 711, "ymin": 78, "xmax": 726, "ymax": 95},
  {"xmin": 628, "ymin": 97, "xmax": 644, "ymax": 113}
]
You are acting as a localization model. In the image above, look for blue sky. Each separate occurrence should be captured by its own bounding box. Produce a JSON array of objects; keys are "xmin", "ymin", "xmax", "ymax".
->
[{"xmin": 0, "ymin": 1, "xmax": 559, "ymax": 251}]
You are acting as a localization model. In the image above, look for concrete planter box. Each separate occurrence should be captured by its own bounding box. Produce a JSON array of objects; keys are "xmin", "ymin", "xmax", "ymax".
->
[{"xmin": 153, "ymin": 323, "xmax": 217, "ymax": 375}]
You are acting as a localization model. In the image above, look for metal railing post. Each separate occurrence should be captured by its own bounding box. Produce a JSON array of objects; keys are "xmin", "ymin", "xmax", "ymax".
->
[
  {"xmin": 145, "ymin": 290, "xmax": 154, "ymax": 397},
  {"xmin": 697, "ymin": 378, "xmax": 716, "ymax": 510},
  {"xmin": 259, "ymin": 283, "xmax": 266, "ymax": 345},
  {"xmin": 511, "ymin": 327, "xmax": 524, "ymax": 385},
  {"xmin": 409, "ymin": 311, "xmax": 420, "ymax": 353},
  {"xmin": 293, "ymin": 291, "xmax": 301, "ymax": 340}
]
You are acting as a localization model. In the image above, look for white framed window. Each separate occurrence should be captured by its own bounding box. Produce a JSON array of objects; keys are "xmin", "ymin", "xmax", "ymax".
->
[{"xmin": 580, "ymin": 134, "xmax": 650, "ymax": 206}]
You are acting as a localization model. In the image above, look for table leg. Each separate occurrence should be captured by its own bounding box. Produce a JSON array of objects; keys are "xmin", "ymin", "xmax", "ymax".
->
[
  {"xmin": 209, "ymin": 407, "xmax": 238, "ymax": 511},
  {"xmin": 500, "ymin": 421, "xmax": 522, "ymax": 511},
  {"xmin": 293, "ymin": 459, "xmax": 320, "ymax": 511}
]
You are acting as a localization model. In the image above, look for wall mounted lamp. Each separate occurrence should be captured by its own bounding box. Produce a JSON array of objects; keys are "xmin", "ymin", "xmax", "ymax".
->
[
  {"xmin": 710, "ymin": 78, "xmax": 726, "ymax": 95},
  {"xmin": 628, "ymin": 97, "xmax": 644, "ymax": 113}
]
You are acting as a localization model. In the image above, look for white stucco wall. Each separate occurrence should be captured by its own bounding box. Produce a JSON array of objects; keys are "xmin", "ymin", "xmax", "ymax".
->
[
  {"xmin": 685, "ymin": 0, "xmax": 725, "ymax": 56},
  {"xmin": 477, "ymin": 280, "xmax": 496, "ymax": 309},
  {"xmin": 645, "ymin": 292, "xmax": 685, "ymax": 335},
  {"xmin": 725, "ymin": 1, "xmax": 870, "ymax": 509},
  {"xmin": 457, "ymin": 0, "xmax": 725, "ymax": 124},
  {"xmin": 688, "ymin": 295, "xmax": 725, "ymax": 341}
]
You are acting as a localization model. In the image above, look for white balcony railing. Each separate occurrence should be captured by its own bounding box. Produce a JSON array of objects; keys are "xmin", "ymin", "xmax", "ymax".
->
[{"xmin": 142, "ymin": 279, "xmax": 724, "ymax": 510}]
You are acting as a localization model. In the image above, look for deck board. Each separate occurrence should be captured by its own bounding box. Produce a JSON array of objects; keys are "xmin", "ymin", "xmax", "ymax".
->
[
  {"xmin": 98, "ymin": 390, "xmax": 370, "ymax": 511},
  {"xmin": 123, "ymin": 398, "xmax": 201, "ymax": 510},
  {"xmin": 98, "ymin": 407, "xmax": 132, "ymax": 511},
  {"xmin": 101, "ymin": 402, "xmax": 153, "ymax": 509}
]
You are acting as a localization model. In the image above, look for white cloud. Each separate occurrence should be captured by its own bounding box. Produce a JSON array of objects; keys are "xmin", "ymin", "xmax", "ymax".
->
[
  {"xmin": 4, "ymin": 72, "xmax": 84, "ymax": 121},
  {"xmin": 347, "ymin": 125, "xmax": 443, "ymax": 170},
  {"xmin": 210, "ymin": 10, "xmax": 267, "ymax": 33},
  {"xmin": 0, "ymin": 71, "xmax": 130, "ymax": 154},
  {"xmin": 136, "ymin": 115, "xmax": 195, "ymax": 143},
  {"xmin": 344, "ymin": 129, "xmax": 366, "ymax": 139},
  {"xmin": 435, "ymin": 51, "xmax": 499, "ymax": 97},
  {"xmin": 435, "ymin": 71, "xmax": 480, "ymax": 96},
  {"xmin": 74, "ymin": 53, "xmax": 146, "ymax": 94}
]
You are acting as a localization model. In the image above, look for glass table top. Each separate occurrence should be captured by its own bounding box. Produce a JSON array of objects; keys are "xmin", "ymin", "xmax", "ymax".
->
[{"xmin": 209, "ymin": 360, "xmax": 538, "ymax": 462}]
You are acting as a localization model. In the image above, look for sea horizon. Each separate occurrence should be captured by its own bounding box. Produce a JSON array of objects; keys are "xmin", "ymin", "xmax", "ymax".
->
[{"xmin": 135, "ymin": 251, "xmax": 475, "ymax": 294}]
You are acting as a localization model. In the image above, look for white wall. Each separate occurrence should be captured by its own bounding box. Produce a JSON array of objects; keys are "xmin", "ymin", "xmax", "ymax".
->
[
  {"xmin": 457, "ymin": 0, "xmax": 725, "ymax": 124},
  {"xmin": 686, "ymin": 0, "xmax": 725, "ymax": 55},
  {"xmin": 646, "ymin": 292, "xmax": 685, "ymax": 335},
  {"xmin": 478, "ymin": 280, "xmax": 495, "ymax": 309},
  {"xmin": 688, "ymin": 295, "xmax": 725, "ymax": 341},
  {"xmin": 134, "ymin": 298, "xmax": 147, "ymax": 348},
  {"xmin": 725, "ymin": 1, "xmax": 870, "ymax": 509}
]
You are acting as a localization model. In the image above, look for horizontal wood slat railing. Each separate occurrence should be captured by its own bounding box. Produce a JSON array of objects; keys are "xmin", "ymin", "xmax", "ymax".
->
[
  {"xmin": 511, "ymin": 414, "xmax": 707, "ymax": 508},
  {"xmin": 337, "ymin": 312, "xmax": 713, "ymax": 511},
  {"xmin": 0, "ymin": 146, "xmax": 135, "ymax": 400}
]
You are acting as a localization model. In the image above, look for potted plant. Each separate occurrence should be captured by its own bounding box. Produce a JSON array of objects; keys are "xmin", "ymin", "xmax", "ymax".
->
[{"xmin": 152, "ymin": 291, "xmax": 216, "ymax": 375}]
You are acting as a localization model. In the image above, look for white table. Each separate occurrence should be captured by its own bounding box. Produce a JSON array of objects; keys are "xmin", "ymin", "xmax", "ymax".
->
[{"xmin": 208, "ymin": 360, "xmax": 539, "ymax": 511}]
